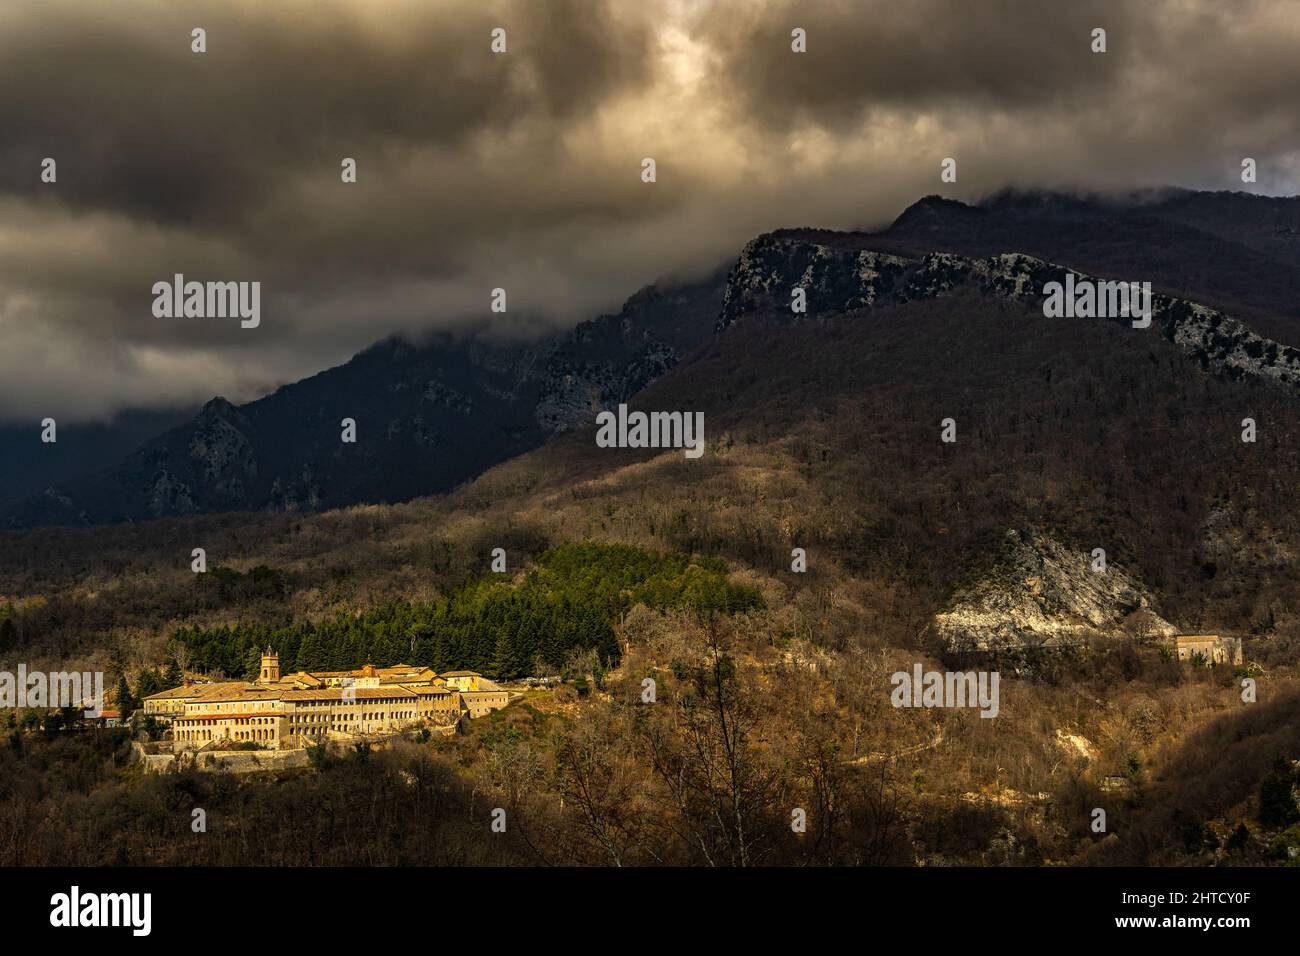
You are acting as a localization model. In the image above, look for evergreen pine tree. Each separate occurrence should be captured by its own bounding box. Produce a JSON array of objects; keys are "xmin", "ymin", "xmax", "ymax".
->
[
  {"xmin": 114, "ymin": 675, "xmax": 135, "ymax": 715},
  {"xmin": 491, "ymin": 632, "xmax": 517, "ymax": 680},
  {"xmin": 135, "ymin": 668, "xmax": 163, "ymax": 700},
  {"xmin": 242, "ymin": 646, "xmax": 262, "ymax": 681}
]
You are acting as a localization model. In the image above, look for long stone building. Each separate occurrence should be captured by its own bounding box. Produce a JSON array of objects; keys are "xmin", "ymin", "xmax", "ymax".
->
[
  {"xmin": 1170, "ymin": 634, "xmax": 1243, "ymax": 666},
  {"xmin": 144, "ymin": 651, "xmax": 508, "ymax": 751}
]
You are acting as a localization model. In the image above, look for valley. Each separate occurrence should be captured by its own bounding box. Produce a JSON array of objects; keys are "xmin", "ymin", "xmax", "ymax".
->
[{"xmin": 1, "ymin": 190, "xmax": 1298, "ymax": 868}]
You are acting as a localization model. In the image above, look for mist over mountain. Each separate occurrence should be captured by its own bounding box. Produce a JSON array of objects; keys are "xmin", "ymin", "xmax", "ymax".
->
[
  {"xmin": 789, "ymin": 188, "xmax": 1300, "ymax": 346},
  {"xmin": 1, "ymin": 272, "xmax": 725, "ymax": 527},
  {"xmin": 5, "ymin": 188, "xmax": 1298, "ymax": 531},
  {"xmin": 0, "ymin": 407, "xmax": 196, "ymax": 512}
]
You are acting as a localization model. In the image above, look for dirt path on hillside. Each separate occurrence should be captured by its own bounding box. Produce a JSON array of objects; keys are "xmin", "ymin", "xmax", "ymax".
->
[{"xmin": 846, "ymin": 725, "xmax": 945, "ymax": 765}]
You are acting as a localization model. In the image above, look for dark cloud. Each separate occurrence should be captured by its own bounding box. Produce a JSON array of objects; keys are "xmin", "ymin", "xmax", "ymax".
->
[
  {"xmin": 699, "ymin": 0, "xmax": 1132, "ymax": 126},
  {"xmin": 0, "ymin": 0, "xmax": 650, "ymax": 223},
  {"xmin": 0, "ymin": 0, "xmax": 1297, "ymax": 421}
]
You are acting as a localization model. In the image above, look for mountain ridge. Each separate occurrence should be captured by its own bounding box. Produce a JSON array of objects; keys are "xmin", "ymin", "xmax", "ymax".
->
[
  {"xmin": 6, "ymin": 187, "xmax": 1299, "ymax": 529},
  {"xmin": 1, "ymin": 271, "xmax": 727, "ymax": 527},
  {"xmin": 718, "ymin": 238, "xmax": 1300, "ymax": 391}
]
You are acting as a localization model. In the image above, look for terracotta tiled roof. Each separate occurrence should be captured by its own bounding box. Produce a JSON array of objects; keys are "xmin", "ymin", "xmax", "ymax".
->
[
  {"xmin": 177, "ymin": 711, "xmax": 285, "ymax": 721},
  {"xmin": 279, "ymin": 687, "xmax": 418, "ymax": 701},
  {"xmin": 144, "ymin": 686, "xmax": 204, "ymax": 700},
  {"xmin": 144, "ymin": 681, "xmax": 251, "ymax": 701},
  {"xmin": 150, "ymin": 666, "xmax": 476, "ymax": 713},
  {"xmin": 188, "ymin": 684, "xmax": 284, "ymax": 703},
  {"xmin": 277, "ymin": 672, "xmax": 325, "ymax": 687}
]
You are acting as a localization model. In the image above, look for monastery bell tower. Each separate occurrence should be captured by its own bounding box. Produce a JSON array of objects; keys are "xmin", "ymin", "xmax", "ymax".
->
[{"xmin": 259, "ymin": 647, "xmax": 280, "ymax": 684}]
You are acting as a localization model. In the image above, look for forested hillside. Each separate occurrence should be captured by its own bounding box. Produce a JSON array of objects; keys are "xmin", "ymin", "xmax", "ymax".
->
[
  {"xmin": 1, "ymin": 195, "xmax": 1298, "ymax": 867},
  {"xmin": 172, "ymin": 543, "xmax": 761, "ymax": 680}
]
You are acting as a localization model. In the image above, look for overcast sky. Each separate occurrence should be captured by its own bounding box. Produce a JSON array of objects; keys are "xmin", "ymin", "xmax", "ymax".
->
[{"xmin": 2, "ymin": 0, "xmax": 1299, "ymax": 423}]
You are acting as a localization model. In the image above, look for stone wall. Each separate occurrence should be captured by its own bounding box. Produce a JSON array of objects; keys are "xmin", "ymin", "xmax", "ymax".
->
[{"xmin": 134, "ymin": 742, "xmax": 309, "ymax": 774}]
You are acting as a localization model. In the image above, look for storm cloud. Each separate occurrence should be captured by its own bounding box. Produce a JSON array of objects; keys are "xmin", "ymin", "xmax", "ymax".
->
[{"xmin": 2, "ymin": 0, "xmax": 1299, "ymax": 421}]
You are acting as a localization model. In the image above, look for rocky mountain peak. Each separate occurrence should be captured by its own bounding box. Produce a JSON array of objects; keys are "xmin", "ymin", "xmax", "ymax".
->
[{"xmin": 716, "ymin": 236, "xmax": 1300, "ymax": 392}]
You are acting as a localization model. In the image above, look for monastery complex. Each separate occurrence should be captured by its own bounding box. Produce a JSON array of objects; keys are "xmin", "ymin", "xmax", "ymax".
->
[{"xmin": 143, "ymin": 650, "xmax": 508, "ymax": 751}]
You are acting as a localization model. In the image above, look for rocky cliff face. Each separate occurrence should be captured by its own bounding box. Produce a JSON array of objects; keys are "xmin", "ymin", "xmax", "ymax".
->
[
  {"xmin": 936, "ymin": 530, "xmax": 1177, "ymax": 652},
  {"xmin": 719, "ymin": 236, "xmax": 1300, "ymax": 392},
  {"xmin": 534, "ymin": 341, "xmax": 678, "ymax": 433},
  {"xmin": 533, "ymin": 277, "xmax": 722, "ymax": 433},
  {"xmin": 185, "ymin": 399, "xmax": 258, "ymax": 502}
]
